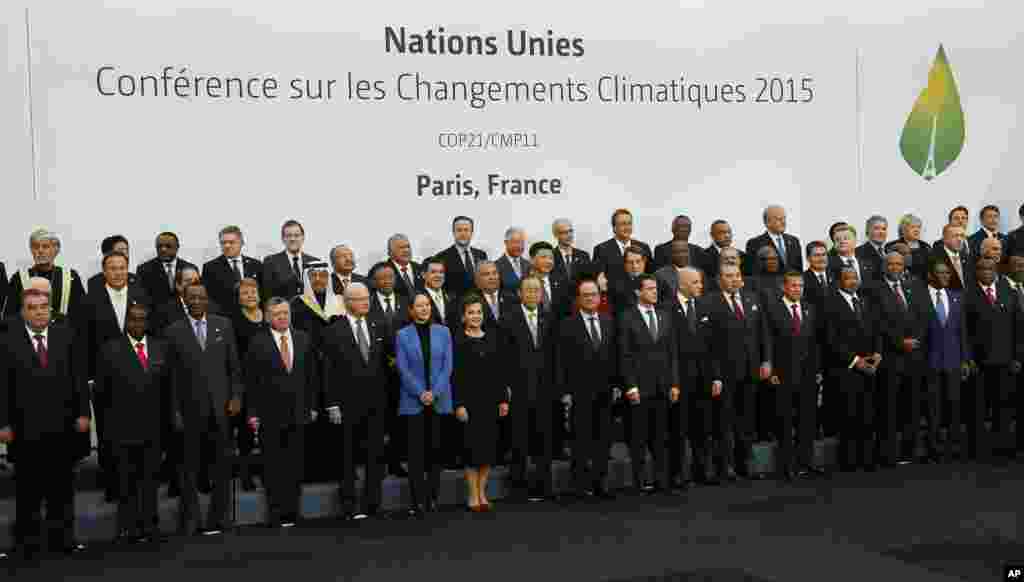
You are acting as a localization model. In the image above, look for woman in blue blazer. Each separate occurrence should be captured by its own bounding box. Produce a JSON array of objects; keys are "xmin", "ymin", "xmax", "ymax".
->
[{"xmin": 396, "ymin": 292, "xmax": 453, "ymax": 517}]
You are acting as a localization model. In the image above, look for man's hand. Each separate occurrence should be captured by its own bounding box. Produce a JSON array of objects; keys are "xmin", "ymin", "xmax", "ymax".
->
[
  {"xmin": 248, "ymin": 417, "xmax": 260, "ymax": 432},
  {"xmin": 455, "ymin": 406, "xmax": 469, "ymax": 423},
  {"xmin": 854, "ymin": 357, "xmax": 868, "ymax": 371},
  {"xmin": 326, "ymin": 406, "xmax": 342, "ymax": 425},
  {"xmin": 769, "ymin": 375, "xmax": 781, "ymax": 385},
  {"xmin": 669, "ymin": 386, "xmax": 680, "ymax": 403},
  {"xmin": 759, "ymin": 364, "xmax": 772, "ymax": 381},
  {"xmin": 626, "ymin": 387, "xmax": 640, "ymax": 403},
  {"xmin": 711, "ymin": 380, "xmax": 723, "ymax": 399},
  {"xmin": 75, "ymin": 417, "xmax": 90, "ymax": 433},
  {"xmin": 421, "ymin": 391, "xmax": 434, "ymax": 406},
  {"xmin": 0, "ymin": 426, "xmax": 14, "ymax": 444},
  {"xmin": 226, "ymin": 398, "xmax": 241, "ymax": 417},
  {"xmin": 498, "ymin": 403, "xmax": 509, "ymax": 417},
  {"xmin": 870, "ymin": 353, "xmax": 883, "ymax": 367}
]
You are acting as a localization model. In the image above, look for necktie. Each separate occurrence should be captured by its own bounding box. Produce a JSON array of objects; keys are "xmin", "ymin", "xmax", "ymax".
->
[
  {"xmin": 563, "ymin": 254, "xmax": 572, "ymax": 278},
  {"xmin": 34, "ymin": 334, "xmax": 47, "ymax": 368},
  {"xmin": 894, "ymin": 282, "xmax": 907, "ymax": 309},
  {"xmin": 776, "ymin": 235, "xmax": 787, "ymax": 265},
  {"xmin": 686, "ymin": 298, "xmax": 697, "ymax": 333},
  {"xmin": 435, "ymin": 292, "xmax": 445, "ymax": 319},
  {"xmin": 951, "ymin": 252, "xmax": 964, "ymax": 281},
  {"xmin": 166, "ymin": 263, "xmax": 175, "ymax": 291},
  {"xmin": 935, "ymin": 291, "xmax": 948, "ymax": 326},
  {"xmin": 489, "ymin": 293, "xmax": 499, "ymax": 318},
  {"xmin": 385, "ymin": 295, "xmax": 393, "ymax": 314},
  {"xmin": 646, "ymin": 308, "xmax": 658, "ymax": 340},
  {"xmin": 339, "ymin": 276, "xmax": 348, "ymax": 293},
  {"xmin": 527, "ymin": 310, "xmax": 539, "ymax": 348},
  {"xmin": 401, "ymin": 267, "xmax": 414, "ymax": 292},
  {"xmin": 844, "ymin": 258, "xmax": 852, "ymax": 268},
  {"xmin": 588, "ymin": 315, "xmax": 601, "ymax": 349},
  {"xmin": 232, "ymin": 258, "xmax": 243, "ymax": 281},
  {"xmin": 852, "ymin": 296, "xmax": 862, "ymax": 320},
  {"xmin": 280, "ymin": 334, "xmax": 292, "ymax": 372},
  {"xmin": 731, "ymin": 293, "xmax": 745, "ymax": 320},
  {"xmin": 356, "ymin": 318, "xmax": 370, "ymax": 362},
  {"xmin": 791, "ymin": 303, "xmax": 801, "ymax": 335},
  {"xmin": 820, "ymin": 274, "xmax": 827, "ymax": 287},
  {"xmin": 985, "ymin": 286, "xmax": 996, "ymax": 306},
  {"xmin": 292, "ymin": 256, "xmax": 301, "ymax": 282},
  {"xmin": 136, "ymin": 342, "xmax": 149, "ymax": 370},
  {"xmin": 541, "ymin": 279, "xmax": 551, "ymax": 309},
  {"xmin": 463, "ymin": 248, "xmax": 474, "ymax": 275},
  {"xmin": 195, "ymin": 320, "xmax": 207, "ymax": 350}
]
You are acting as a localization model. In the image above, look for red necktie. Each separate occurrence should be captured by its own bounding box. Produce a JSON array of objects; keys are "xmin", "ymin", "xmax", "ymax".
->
[
  {"xmin": 34, "ymin": 334, "xmax": 48, "ymax": 368},
  {"xmin": 791, "ymin": 303, "xmax": 801, "ymax": 335},
  {"xmin": 136, "ymin": 342, "xmax": 149, "ymax": 370},
  {"xmin": 731, "ymin": 293, "xmax": 745, "ymax": 321},
  {"xmin": 986, "ymin": 286, "xmax": 996, "ymax": 306}
]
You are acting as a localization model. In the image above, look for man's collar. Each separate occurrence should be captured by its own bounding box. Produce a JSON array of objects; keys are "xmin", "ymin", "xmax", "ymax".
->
[
  {"xmin": 25, "ymin": 324, "xmax": 48, "ymax": 337},
  {"xmin": 187, "ymin": 314, "xmax": 207, "ymax": 325}
]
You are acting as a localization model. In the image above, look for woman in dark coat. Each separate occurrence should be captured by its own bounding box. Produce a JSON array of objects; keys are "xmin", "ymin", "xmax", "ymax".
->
[{"xmin": 452, "ymin": 293, "xmax": 509, "ymax": 512}]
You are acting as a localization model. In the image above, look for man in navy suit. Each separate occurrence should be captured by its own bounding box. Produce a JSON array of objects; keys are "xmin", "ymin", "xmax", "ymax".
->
[
  {"xmin": 745, "ymin": 205, "xmax": 802, "ymax": 275},
  {"xmin": 137, "ymin": 232, "xmax": 197, "ymax": 310},
  {"xmin": 551, "ymin": 218, "xmax": 590, "ymax": 283},
  {"xmin": 924, "ymin": 260, "xmax": 971, "ymax": 462},
  {"xmin": 262, "ymin": 220, "xmax": 319, "ymax": 301},
  {"xmin": 495, "ymin": 226, "xmax": 531, "ymax": 294},
  {"xmin": 967, "ymin": 204, "xmax": 1007, "ymax": 259}
]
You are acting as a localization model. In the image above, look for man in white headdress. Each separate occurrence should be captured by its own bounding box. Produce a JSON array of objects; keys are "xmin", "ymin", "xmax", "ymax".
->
[{"xmin": 290, "ymin": 261, "xmax": 345, "ymax": 351}]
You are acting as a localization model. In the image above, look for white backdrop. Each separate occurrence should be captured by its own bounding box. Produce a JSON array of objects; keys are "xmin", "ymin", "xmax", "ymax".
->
[{"xmin": 0, "ymin": 1, "xmax": 1021, "ymax": 279}]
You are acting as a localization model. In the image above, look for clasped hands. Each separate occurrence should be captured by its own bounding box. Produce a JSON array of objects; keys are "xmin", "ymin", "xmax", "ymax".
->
[{"xmin": 854, "ymin": 353, "xmax": 883, "ymax": 375}]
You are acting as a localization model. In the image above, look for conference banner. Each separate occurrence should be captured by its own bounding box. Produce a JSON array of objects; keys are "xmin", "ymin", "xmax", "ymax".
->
[{"xmin": 1, "ymin": 1, "xmax": 1020, "ymax": 275}]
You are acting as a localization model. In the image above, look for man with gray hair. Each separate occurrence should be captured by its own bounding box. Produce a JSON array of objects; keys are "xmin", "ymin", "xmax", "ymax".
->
[
  {"xmin": 7, "ymin": 228, "xmax": 87, "ymax": 328},
  {"xmin": 856, "ymin": 215, "xmax": 889, "ymax": 284},
  {"xmin": 201, "ymin": 225, "xmax": 262, "ymax": 317},
  {"xmin": 385, "ymin": 233, "xmax": 422, "ymax": 300},
  {"xmin": 745, "ymin": 205, "xmax": 802, "ymax": 274},
  {"xmin": 329, "ymin": 244, "xmax": 369, "ymax": 296},
  {"xmin": 552, "ymin": 218, "xmax": 590, "ymax": 282},
  {"xmin": 496, "ymin": 226, "xmax": 530, "ymax": 292}
]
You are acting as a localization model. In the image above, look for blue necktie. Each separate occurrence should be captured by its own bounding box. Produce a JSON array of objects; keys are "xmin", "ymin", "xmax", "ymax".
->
[
  {"xmin": 195, "ymin": 320, "xmax": 207, "ymax": 350},
  {"xmin": 775, "ymin": 235, "xmax": 787, "ymax": 265},
  {"xmin": 935, "ymin": 291, "xmax": 948, "ymax": 326}
]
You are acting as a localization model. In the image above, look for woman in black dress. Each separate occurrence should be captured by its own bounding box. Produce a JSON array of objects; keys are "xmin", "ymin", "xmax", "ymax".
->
[
  {"xmin": 232, "ymin": 277, "xmax": 267, "ymax": 490},
  {"xmin": 452, "ymin": 293, "xmax": 509, "ymax": 512}
]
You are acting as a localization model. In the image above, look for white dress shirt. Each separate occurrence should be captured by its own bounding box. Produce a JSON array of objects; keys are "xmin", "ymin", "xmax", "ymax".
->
[
  {"xmin": 929, "ymin": 286, "xmax": 949, "ymax": 310},
  {"xmin": 106, "ymin": 284, "xmax": 129, "ymax": 331},
  {"xmin": 426, "ymin": 287, "xmax": 446, "ymax": 317},
  {"xmin": 782, "ymin": 296, "xmax": 801, "ymax": 312},
  {"xmin": 25, "ymin": 324, "xmax": 48, "ymax": 348},
  {"xmin": 271, "ymin": 327, "xmax": 294, "ymax": 369},
  {"xmin": 376, "ymin": 292, "xmax": 398, "ymax": 313},
  {"xmin": 615, "ymin": 238, "xmax": 630, "ymax": 255}
]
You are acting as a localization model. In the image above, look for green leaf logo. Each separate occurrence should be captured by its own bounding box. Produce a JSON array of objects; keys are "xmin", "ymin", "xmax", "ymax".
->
[{"xmin": 899, "ymin": 45, "xmax": 966, "ymax": 180}]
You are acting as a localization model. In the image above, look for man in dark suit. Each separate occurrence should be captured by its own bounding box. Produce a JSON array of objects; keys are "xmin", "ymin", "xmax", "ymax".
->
[
  {"xmin": 963, "ymin": 258, "xmax": 1019, "ymax": 461},
  {"xmin": 826, "ymin": 266, "xmax": 883, "ymax": 471},
  {"xmin": 367, "ymin": 262, "xmax": 412, "ymax": 475},
  {"xmin": 932, "ymin": 206, "xmax": 971, "ymax": 262},
  {"xmin": 263, "ymin": 219, "xmax": 319, "ymax": 301},
  {"xmin": 704, "ymin": 220, "xmax": 745, "ymax": 281},
  {"xmin": 930, "ymin": 224, "xmax": 971, "ymax": 291},
  {"xmin": 154, "ymin": 267, "xmax": 207, "ymax": 336},
  {"xmin": 474, "ymin": 261, "xmax": 516, "ymax": 331},
  {"xmin": 654, "ymin": 240, "xmax": 691, "ymax": 300},
  {"xmin": 829, "ymin": 227, "xmax": 877, "ymax": 286},
  {"xmin": 666, "ymin": 267, "xmax": 714, "ymax": 488},
  {"xmin": 552, "ymin": 218, "xmax": 590, "ymax": 283},
  {"xmin": 202, "ymin": 225, "xmax": 262, "ymax": 316},
  {"xmin": 802, "ymin": 241, "xmax": 832, "ymax": 315},
  {"xmin": 653, "ymin": 214, "xmax": 706, "ymax": 273},
  {"xmin": 82, "ymin": 252, "xmax": 151, "ymax": 501},
  {"xmin": 422, "ymin": 258, "xmax": 455, "ymax": 328},
  {"xmin": 94, "ymin": 303, "xmax": 167, "ymax": 543},
  {"xmin": 437, "ymin": 216, "xmax": 488, "ymax": 301},
  {"xmin": 872, "ymin": 252, "xmax": 931, "ymax": 466},
  {"xmin": 745, "ymin": 205, "xmax": 803, "ymax": 274},
  {"xmin": 618, "ymin": 274, "xmax": 678, "ymax": 494},
  {"xmin": 555, "ymin": 277, "xmax": 617, "ymax": 499},
  {"xmin": 1008, "ymin": 254, "xmax": 1024, "ymax": 457},
  {"xmin": 528, "ymin": 242, "xmax": 571, "ymax": 319},
  {"xmin": 702, "ymin": 264, "xmax": 768, "ymax": 480},
  {"xmin": 592, "ymin": 208, "xmax": 653, "ymax": 285},
  {"xmin": 8, "ymin": 228, "xmax": 87, "ymax": 331},
  {"xmin": 502, "ymin": 276, "xmax": 557, "ymax": 502},
  {"xmin": 0, "ymin": 288, "xmax": 91, "ymax": 559},
  {"xmin": 495, "ymin": 226, "xmax": 531, "ymax": 294},
  {"xmin": 705, "ymin": 247, "xmax": 747, "ymax": 295},
  {"xmin": 968, "ymin": 204, "xmax": 1007, "ymax": 259},
  {"xmin": 762, "ymin": 271, "xmax": 822, "ymax": 480},
  {"xmin": 329, "ymin": 244, "xmax": 369, "ymax": 296},
  {"xmin": 290, "ymin": 262, "xmax": 345, "ymax": 352},
  {"xmin": 321, "ymin": 283, "xmax": 392, "ymax": 519},
  {"xmin": 86, "ymin": 235, "xmax": 138, "ymax": 296},
  {"xmin": 855, "ymin": 215, "xmax": 889, "ymax": 285},
  {"xmin": 164, "ymin": 284, "xmax": 244, "ymax": 536},
  {"xmin": 608, "ymin": 247, "xmax": 647, "ymax": 315},
  {"xmin": 384, "ymin": 234, "xmax": 422, "ymax": 300},
  {"xmin": 138, "ymin": 232, "xmax": 198, "ymax": 310},
  {"xmin": 1004, "ymin": 204, "xmax": 1024, "ymax": 259},
  {"xmin": 244, "ymin": 298, "xmax": 318, "ymax": 527},
  {"xmin": 923, "ymin": 261, "xmax": 971, "ymax": 462}
]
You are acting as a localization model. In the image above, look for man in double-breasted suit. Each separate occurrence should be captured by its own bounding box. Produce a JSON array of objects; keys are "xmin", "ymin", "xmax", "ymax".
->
[{"xmin": 164, "ymin": 284, "xmax": 244, "ymax": 536}]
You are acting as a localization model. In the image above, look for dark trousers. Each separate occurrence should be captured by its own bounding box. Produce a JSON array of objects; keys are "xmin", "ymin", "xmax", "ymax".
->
[
  {"xmin": 179, "ymin": 413, "xmax": 233, "ymax": 533},
  {"xmin": 626, "ymin": 397, "xmax": 669, "ymax": 488},
  {"xmin": 927, "ymin": 369, "xmax": 961, "ymax": 460},
  {"xmin": 342, "ymin": 409, "xmax": 385, "ymax": 510},
  {"xmin": 1017, "ymin": 372, "xmax": 1024, "ymax": 451},
  {"xmin": 510, "ymin": 399, "xmax": 554, "ymax": 495},
  {"xmin": 733, "ymin": 379, "xmax": 757, "ymax": 442},
  {"xmin": 570, "ymin": 392, "xmax": 613, "ymax": 490},
  {"xmin": 835, "ymin": 368, "xmax": 875, "ymax": 468},
  {"xmin": 262, "ymin": 423, "xmax": 305, "ymax": 522},
  {"xmin": 982, "ymin": 364, "xmax": 1015, "ymax": 455},
  {"xmin": 668, "ymin": 381, "xmax": 700, "ymax": 481},
  {"xmin": 877, "ymin": 366, "xmax": 924, "ymax": 463},
  {"xmin": 405, "ymin": 410, "xmax": 442, "ymax": 507},
  {"xmin": 93, "ymin": 399, "xmax": 116, "ymax": 497},
  {"xmin": 114, "ymin": 440, "xmax": 160, "ymax": 535},
  {"xmin": 233, "ymin": 405, "xmax": 256, "ymax": 481},
  {"xmin": 775, "ymin": 372, "xmax": 817, "ymax": 472},
  {"xmin": 968, "ymin": 365, "xmax": 1011, "ymax": 459},
  {"xmin": 13, "ymin": 436, "xmax": 76, "ymax": 550}
]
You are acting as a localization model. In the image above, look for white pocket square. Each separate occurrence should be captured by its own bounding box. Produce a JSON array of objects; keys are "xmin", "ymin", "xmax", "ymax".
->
[{"xmin": 700, "ymin": 316, "xmax": 710, "ymax": 322}]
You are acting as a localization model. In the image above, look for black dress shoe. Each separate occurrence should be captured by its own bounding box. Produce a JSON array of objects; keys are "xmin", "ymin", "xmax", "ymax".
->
[
  {"xmin": 806, "ymin": 465, "xmax": 826, "ymax": 476},
  {"xmin": 62, "ymin": 542, "xmax": 88, "ymax": 555},
  {"xmin": 197, "ymin": 527, "xmax": 223, "ymax": 536},
  {"xmin": 407, "ymin": 505, "xmax": 424, "ymax": 519},
  {"xmin": 722, "ymin": 465, "xmax": 738, "ymax": 482}
]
